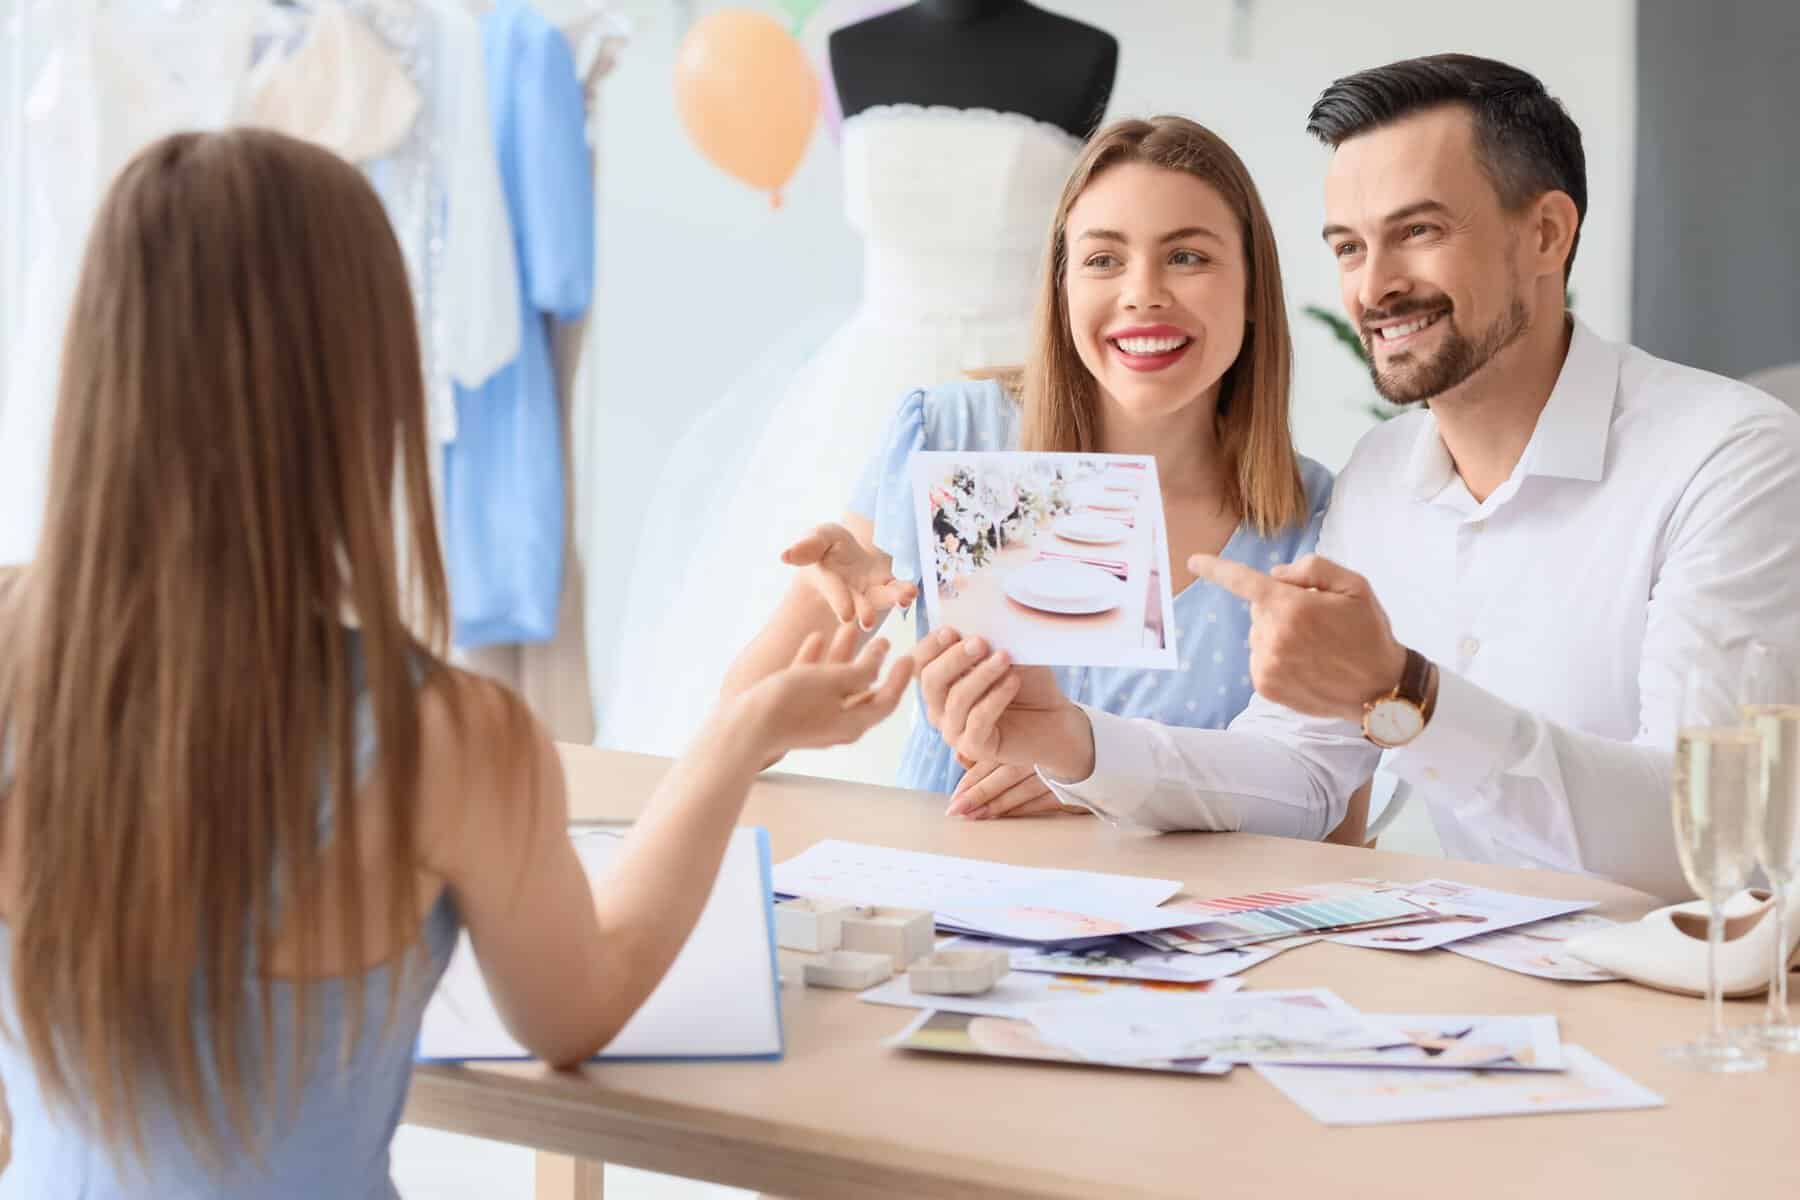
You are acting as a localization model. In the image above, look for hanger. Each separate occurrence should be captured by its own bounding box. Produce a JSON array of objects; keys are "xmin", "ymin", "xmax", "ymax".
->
[
  {"xmin": 258, "ymin": 1, "xmax": 313, "ymax": 45},
  {"xmin": 562, "ymin": 1, "xmax": 630, "ymax": 90}
]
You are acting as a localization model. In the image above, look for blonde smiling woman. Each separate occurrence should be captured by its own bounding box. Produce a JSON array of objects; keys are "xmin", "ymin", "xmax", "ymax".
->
[{"xmin": 724, "ymin": 115, "xmax": 1334, "ymax": 821}]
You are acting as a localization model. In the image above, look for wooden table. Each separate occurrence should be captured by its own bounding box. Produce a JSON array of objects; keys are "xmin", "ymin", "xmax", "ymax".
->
[{"xmin": 404, "ymin": 745, "xmax": 1800, "ymax": 1200}]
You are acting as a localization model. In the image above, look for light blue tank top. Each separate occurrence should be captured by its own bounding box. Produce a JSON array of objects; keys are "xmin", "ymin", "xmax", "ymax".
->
[{"xmin": 0, "ymin": 638, "xmax": 462, "ymax": 1199}]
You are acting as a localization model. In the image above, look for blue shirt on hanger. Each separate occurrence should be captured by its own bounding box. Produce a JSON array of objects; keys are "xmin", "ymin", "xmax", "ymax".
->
[{"xmin": 444, "ymin": 1, "xmax": 595, "ymax": 647}]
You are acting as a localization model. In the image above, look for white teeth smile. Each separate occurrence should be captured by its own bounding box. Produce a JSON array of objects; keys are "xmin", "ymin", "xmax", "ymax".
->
[
  {"xmin": 1377, "ymin": 312, "xmax": 1446, "ymax": 340},
  {"xmin": 1113, "ymin": 335, "xmax": 1191, "ymax": 355}
]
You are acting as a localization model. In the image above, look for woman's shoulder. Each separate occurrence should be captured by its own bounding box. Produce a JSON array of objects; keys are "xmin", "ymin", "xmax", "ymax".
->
[
  {"xmin": 1240, "ymin": 454, "xmax": 1334, "ymax": 560},
  {"xmin": 885, "ymin": 377, "xmax": 1021, "ymax": 454},
  {"xmin": 411, "ymin": 663, "xmax": 561, "ymax": 874},
  {"xmin": 1296, "ymin": 454, "xmax": 1335, "ymax": 517}
]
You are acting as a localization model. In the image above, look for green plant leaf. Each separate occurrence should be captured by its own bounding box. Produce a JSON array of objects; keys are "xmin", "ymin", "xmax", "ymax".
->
[{"xmin": 772, "ymin": 0, "xmax": 827, "ymax": 32}]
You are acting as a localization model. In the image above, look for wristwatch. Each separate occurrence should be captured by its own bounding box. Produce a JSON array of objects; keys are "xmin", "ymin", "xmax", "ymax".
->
[{"xmin": 1362, "ymin": 647, "xmax": 1436, "ymax": 749}]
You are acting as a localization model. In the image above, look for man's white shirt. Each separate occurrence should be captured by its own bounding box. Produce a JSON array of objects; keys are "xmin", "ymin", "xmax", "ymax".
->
[{"xmin": 1045, "ymin": 318, "xmax": 1800, "ymax": 900}]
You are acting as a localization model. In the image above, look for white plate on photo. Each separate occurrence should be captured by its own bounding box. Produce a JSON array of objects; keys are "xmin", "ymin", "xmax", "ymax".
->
[
  {"xmin": 1052, "ymin": 514, "xmax": 1130, "ymax": 545},
  {"xmin": 1003, "ymin": 560, "xmax": 1124, "ymax": 615}
]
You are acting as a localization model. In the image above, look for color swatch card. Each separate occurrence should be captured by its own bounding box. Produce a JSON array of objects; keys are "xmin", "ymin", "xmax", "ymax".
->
[
  {"xmin": 1026, "ymin": 987, "xmax": 1395, "ymax": 1066},
  {"xmin": 888, "ymin": 1009, "xmax": 1232, "ymax": 1078},
  {"xmin": 773, "ymin": 840, "xmax": 1195, "ymax": 943},
  {"xmin": 1443, "ymin": 912, "xmax": 1622, "ymax": 981},
  {"xmin": 1146, "ymin": 882, "xmax": 1434, "ymax": 951},
  {"xmin": 973, "ymin": 935, "xmax": 1281, "ymax": 984},
  {"xmin": 857, "ymin": 964, "xmax": 1243, "ymax": 1021},
  {"xmin": 1272, "ymin": 1014, "xmax": 1567, "ymax": 1071},
  {"xmin": 1327, "ymin": 879, "xmax": 1596, "ymax": 952},
  {"xmin": 1255, "ymin": 1045, "xmax": 1663, "ymax": 1126}
]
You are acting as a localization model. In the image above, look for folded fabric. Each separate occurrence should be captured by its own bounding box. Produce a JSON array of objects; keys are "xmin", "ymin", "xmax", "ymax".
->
[{"xmin": 243, "ymin": 1, "xmax": 421, "ymax": 164}]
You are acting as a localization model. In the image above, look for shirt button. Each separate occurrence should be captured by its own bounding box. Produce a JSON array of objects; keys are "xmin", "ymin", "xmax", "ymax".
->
[
  {"xmin": 1459, "ymin": 636, "xmax": 1480, "ymax": 660},
  {"xmin": 1425, "ymin": 767, "xmax": 1441, "ymax": 782}
]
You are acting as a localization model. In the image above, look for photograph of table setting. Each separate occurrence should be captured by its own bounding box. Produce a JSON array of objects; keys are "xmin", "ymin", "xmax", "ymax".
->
[{"xmin": 908, "ymin": 451, "xmax": 1177, "ymax": 669}]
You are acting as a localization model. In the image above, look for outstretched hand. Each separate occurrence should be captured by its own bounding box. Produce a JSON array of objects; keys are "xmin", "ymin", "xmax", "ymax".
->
[
  {"xmin": 742, "ymin": 622, "xmax": 915, "ymax": 757},
  {"xmin": 781, "ymin": 523, "xmax": 917, "ymax": 632}
]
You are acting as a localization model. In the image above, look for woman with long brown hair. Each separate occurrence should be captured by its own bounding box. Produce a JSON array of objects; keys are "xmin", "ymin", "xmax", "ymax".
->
[
  {"xmin": 724, "ymin": 115, "xmax": 1333, "ymax": 819},
  {"xmin": 0, "ymin": 129, "xmax": 911, "ymax": 1197}
]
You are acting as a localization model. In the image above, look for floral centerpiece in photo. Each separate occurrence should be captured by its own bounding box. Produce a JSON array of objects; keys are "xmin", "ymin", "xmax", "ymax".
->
[{"xmin": 928, "ymin": 461, "xmax": 1075, "ymax": 595}]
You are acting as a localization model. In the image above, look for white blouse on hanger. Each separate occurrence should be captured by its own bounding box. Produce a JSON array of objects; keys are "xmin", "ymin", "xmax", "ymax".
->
[
  {"xmin": 242, "ymin": 0, "xmax": 422, "ymax": 165},
  {"xmin": 0, "ymin": 0, "xmax": 255, "ymax": 565},
  {"xmin": 246, "ymin": 0, "xmax": 521, "ymax": 440}
]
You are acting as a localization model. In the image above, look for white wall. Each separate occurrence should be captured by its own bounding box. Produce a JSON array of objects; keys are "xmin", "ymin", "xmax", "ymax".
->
[
  {"xmin": 0, "ymin": 0, "xmax": 30, "ymax": 432},
  {"xmin": 576, "ymin": 0, "xmax": 1638, "ymax": 725}
]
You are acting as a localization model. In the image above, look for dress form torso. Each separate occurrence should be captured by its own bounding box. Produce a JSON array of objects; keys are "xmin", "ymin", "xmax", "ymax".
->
[
  {"xmin": 599, "ymin": 4, "xmax": 1118, "ymax": 786},
  {"xmin": 829, "ymin": 0, "xmax": 1117, "ymax": 139},
  {"xmin": 603, "ymin": 107, "xmax": 1083, "ymax": 785}
]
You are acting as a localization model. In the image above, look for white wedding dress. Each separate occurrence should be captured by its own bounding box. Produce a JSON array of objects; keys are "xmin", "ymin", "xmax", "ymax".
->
[
  {"xmin": 604, "ymin": 105, "xmax": 1080, "ymax": 784},
  {"xmin": 0, "ymin": 1, "xmax": 255, "ymax": 565}
]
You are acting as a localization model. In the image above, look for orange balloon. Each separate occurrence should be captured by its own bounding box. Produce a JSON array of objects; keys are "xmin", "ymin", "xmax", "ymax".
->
[{"xmin": 674, "ymin": 9, "xmax": 819, "ymax": 206}]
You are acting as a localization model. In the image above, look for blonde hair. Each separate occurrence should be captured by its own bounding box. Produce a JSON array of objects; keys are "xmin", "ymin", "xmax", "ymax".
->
[
  {"xmin": 1016, "ymin": 116, "xmax": 1307, "ymax": 534},
  {"xmin": 0, "ymin": 130, "xmax": 517, "ymax": 1163}
]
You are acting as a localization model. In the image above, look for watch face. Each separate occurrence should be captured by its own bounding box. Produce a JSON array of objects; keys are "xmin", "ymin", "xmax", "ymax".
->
[{"xmin": 1366, "ymin": 699, "xmax": 1425, "ymax": 747}]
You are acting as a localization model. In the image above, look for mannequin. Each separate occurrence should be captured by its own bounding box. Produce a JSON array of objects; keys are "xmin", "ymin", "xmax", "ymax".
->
[
  {"xmin": 829, "ymin": 0, "xmax": 1116, "ymax": 138},
  {"xmin": 604, "ymin": 2, "xmax": 1114, "ymax": 785}
]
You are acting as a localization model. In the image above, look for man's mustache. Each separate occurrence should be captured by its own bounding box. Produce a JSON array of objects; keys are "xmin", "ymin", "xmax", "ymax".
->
[{"xmin": 1360, "ymin": 298, "xmax": 1453, "ymax": 335}]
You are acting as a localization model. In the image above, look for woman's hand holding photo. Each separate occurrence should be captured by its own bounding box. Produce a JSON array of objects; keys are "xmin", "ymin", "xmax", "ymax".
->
[{"xmin": 913, "ymin": 627, "xmax": 1096, "ymax": 786}]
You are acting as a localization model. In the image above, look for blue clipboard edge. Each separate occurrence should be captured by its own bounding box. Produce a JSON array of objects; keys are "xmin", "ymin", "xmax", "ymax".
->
[{"xmin": 415, "ymin": 824, "xmax": 785, "ymax": 1065}]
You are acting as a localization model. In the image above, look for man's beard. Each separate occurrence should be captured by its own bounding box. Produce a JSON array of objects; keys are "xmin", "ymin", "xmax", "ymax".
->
[{"xmin": 1362, "ymin": 291, "xmax": 1531, "ymax": 406}]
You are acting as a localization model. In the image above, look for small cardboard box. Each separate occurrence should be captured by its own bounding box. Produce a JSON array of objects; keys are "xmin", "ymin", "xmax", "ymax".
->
[
  {"xmin": 774, "ymin": 897, "xmax": 858, "ymax": 953},
  {"xmin": 907, "ymin": 947, "xmax": 1011, "ymax": 995},
  {"xmin": 839, "ymin": 906, "xmax": 935, "ymax": 968},
  {"xmin": 801, "ymin": 950, "xmax": 894, "ymax": 990}
]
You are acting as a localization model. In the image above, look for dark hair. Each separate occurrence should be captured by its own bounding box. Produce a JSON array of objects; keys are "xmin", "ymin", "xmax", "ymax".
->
[{"xmin": 1306, "ymin": 54, "xmax": 1586, "ymax": 279}]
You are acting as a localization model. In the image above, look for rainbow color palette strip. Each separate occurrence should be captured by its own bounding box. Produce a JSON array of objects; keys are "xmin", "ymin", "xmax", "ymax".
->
[{"xmin": 1172, "ymin": 891, "xmax": 1431, "ymax": 950}]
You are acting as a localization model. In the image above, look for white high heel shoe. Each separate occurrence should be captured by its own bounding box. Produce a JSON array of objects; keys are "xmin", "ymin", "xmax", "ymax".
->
[{"xmin": 1566, "ymin": 888, "xmax": 1800, "ymax": 998}]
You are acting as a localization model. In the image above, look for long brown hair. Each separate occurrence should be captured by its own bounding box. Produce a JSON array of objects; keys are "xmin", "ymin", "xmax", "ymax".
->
[
  {"xmin": 1018, "ymin": 116, "xmax": 1307, "ymax": 534},
  {"xmin": 0, "ymin": 129, "xmax": 461, "ymax": 1160}
]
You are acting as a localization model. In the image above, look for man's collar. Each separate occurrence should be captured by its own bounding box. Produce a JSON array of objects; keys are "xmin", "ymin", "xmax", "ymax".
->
[{"xmin": 1402, "ymin": 316, "xmax": 1621, "ymax": 501}]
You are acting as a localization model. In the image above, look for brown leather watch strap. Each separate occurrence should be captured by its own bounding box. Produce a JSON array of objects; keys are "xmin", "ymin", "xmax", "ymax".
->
[{"xmin": 1397, "ymin": 647, "xmax": 1431, "ymax": 706}]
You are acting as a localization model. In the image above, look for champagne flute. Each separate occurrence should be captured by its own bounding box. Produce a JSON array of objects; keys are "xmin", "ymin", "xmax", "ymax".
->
[
  {"xmin": 1665, "ymin": 661, "xmax": 1767, "ymax": 1071},
  {"xmin": 1744, "ymin": 640, "xmax": 1800, "ymax": 1052}
]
